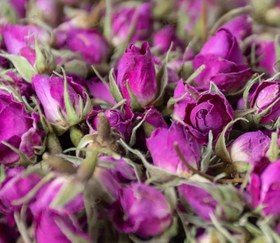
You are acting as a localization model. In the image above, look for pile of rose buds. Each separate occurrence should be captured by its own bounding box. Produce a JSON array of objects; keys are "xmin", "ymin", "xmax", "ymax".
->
[{"xmin": 1, "ymin": 0, "xmax": 280, "ymax": 242}]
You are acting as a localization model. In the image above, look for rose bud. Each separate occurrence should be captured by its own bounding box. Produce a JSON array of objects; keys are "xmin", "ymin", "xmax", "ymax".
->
[
  {"xmin": 0, "ymin": 94, "xmax": 42, "ymax": 164},
  {"xmin": 248, "ymin": 160, "xmax": 280, "ymax": 216},
  {"xmin": 28, "ymin": 0, "xmax": 62, "ymax": 27},
  {"xmin": 193, "ymin": 29, "xmax": 252, "ymax": 93},
  {"xmin": 178, "ymin": 182, "xmax": 244, "ymax": 221},
  {"xmin": 87, "ymin": 155, "xmax": 137, "ymax": 204},
  {"xmin": 116, "ymin": 42, "xmax": 157, "ymax": 109},
  {"xmin": 177, "ymin": 0, "xmax": 219, "ymax": 37},
  {"xmin": 112, "ymin": 3, "xmax": 152, "ymax": 46},
  {"xmin": 87, "ymin": 77, "xmax": 116, "ymax": 105},
  {"xmin": 32, "ymin": 74, "xmax": 91, "ymax": 132},
  {"xmin": 87, "ymin": 106, "xmax": 133, "ymax": 141},
  {"xmin": 2, "ymin": 24, "xmax": 50, "ymax": 56},
  {"xmin": 0, "ymin": 167, "xmax": 41, "ymax": 214},
  {"xmin": 153, "ymin": 25, "xmax": 184, "ymax": 54},
  {"xmin": 250, "ymin": 81, "xmax": 280, "ymax": 125},
  {"xmin": 228, "ymin": 131, "xmax": 271, "ymax": 163},
  {"xmin": 256, "ymin": 40, "xmax": 276, "ymax": 75},
  {"xmin": 111, "ymin": 183, "xmax": 172, "ymax": 238},
  {"xmin": 172, "ymin": 79, "xmax": 199, "ymax": 121},
  {"xmin": 34, "ymin": 209, "xmax": 90, "ymax": 243},
  {"xmin": 184, "ymin": 92, "xmax": 234, "ymax": 144},
  {"xmin": 55, "ymin": 24, "xmax": 109, "ymax": 65},
  {"xmin": 30, "ymin": 176, "xmax": 84, "ymax": 216},
  {"xmin": 220, "ymin": 15, "xmax": 252, "ymax": 41},
  {"xmin": 8, "ymin": 0, "xmax": 28, "ymax": 18},
  {"xmin": 146, "ymin": 122, "xmax": 200, "ymax": 175}
]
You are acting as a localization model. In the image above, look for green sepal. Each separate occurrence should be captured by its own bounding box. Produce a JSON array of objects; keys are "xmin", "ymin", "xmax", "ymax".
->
[
  {"xmin": 0, "ymin": 165, "xmax": 6, "ymax": 184},
  {"xmin": 0, "ymin": 53, "xmax": 36, "ymax": 82},
  {"xmin": 51, "ymin": 178, "xmax": 84, "ymax": 208},
  {"xmin": 267, "ymin": 131, "xmax": 279, "ymax": 161},
  {"xmin": 34, "ymin": 38, "xmax": 55, "ymax": 74},
  {"xmin": 109, "ymin": 68, "xmax": 124, "ymax": 102},
  {"xmin": 215, "ymin": 118, "xmax": 248, "ymax": 164},
  {"xmin": 200, "ymin": 131, "xmax": 213, "ymax": 173},
  {"xmin": 63, "ymin": 73, "xmax": 80, "ymax": 125},
  {"xmin": 1, "ymin": 141, "xmax": 33, "ymax": 165},
  {"xmin": 125, "ymin": 79, "xmax": 141, "ymax": 110},
  {"xmin": 209, "ymin": 82, "xmax": 224, "ymax": 96},
  {"xmin": 152, "ymin": 44, "xmax": 171, "ymax": 106}
]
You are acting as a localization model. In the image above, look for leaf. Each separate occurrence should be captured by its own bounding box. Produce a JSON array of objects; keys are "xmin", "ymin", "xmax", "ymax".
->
[
  {"xmin": 109, "ymin": 68, "xmax": 123, "ymax": 102},
  {"xmin": 215, "ymin": 118, "xmax": 248, "ymax": 164},
  {"xmin": 0, "ymin": 53, "xmax": 36, "ymax": 82}
]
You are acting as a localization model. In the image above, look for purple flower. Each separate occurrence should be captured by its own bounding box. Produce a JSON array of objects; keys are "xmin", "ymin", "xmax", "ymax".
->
[
  {"xmin": 248, "ymin": 160, "xmax": 280, "ymax": 216},
  {"xmin": 55, "ymin": 24, "xmax": 109, "ymax": 65},
  {"xmin": 256, "ymin": 40, "xmax": 276, "ymax": 75},
  {"xmin": 32, "ymin": 0, "xmax": 62, "ymax": 26},
  {"xmin": 193, "ymin": 29, "xmax": 252, "ymax": 93},
  {"xmin": 178, "ymin": 184, "xmax": 217, "ymax": 220},
  {"xmin": 87, "ymin": 77, "xmax": 116, "ymax": 105},
  {"xmin": 90, "ymin": 155, "xmax": 137, "ymax": 203},
  {"xmin": 2, "ymin": 24, "xmax": 50, "ymax": 57},
  {"xmin": 184, "ymin": 92, "xmax": 234, "ymax": 144},
  {"xmin": 112, "ymin": 183, "xmax": 172, "ymax": 238},
  {"xmin": 153, "ymin": 25, "xmax": 183, "ymax": 54},
  {"xmin": 34, "ymin": 209, "xmax": 90, "ymax": 243},
  {"xmin": 32, "ymin": 74, "xmax": 90, "ymax": 129},
  {"xmin": 173, "ymin": 79, "xmax": 199, "ymax": 121},
  {"xmin": 146, "ymin": 122, "xmax": 200, "ymax": 174},
  {"xmin": 0, "ymin": 167, "xmax": 40, "ymax": 213},
  {"xmin": 87, "ymin": 106, "xmax": 133, "ymax": 141},
  {"xmin": 116, "ymin": 42, "xmax": 157, "ymax": 108},
  {"xmin": 9, "ymin": 0, "xmax": 28, "ymax": 18},
  {"xmin": 220, "ymin": 15, "xmax": 252, "ymax": 41},
  {"xmin": 250, "ymin": 81, "xmax": 280, "ymax": 125},
  {"xmin": 0, "ymin": 94, "xmax": 42, "ymax": 164},
  {"xmin": 30, "ymin": 176, "xmax": 84, "ymax": 216},
  {"xmin": 228, "ymin": 131, "xmax": 270, "ymax": 163},
  {"xmin": 112, "ymin": 3, "xmax": 152, "ymax": 45},
  {"xmin": 179, "ymin": 182, "xmax": 244, "ymax": 221}
]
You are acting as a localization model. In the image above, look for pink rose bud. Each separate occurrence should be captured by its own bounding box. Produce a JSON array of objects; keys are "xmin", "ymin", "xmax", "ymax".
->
[
  {"xmin": 249, "ymin": 160, "xmax": 280, "ymax": 216},
  {"xmin": 116, "ymin": 42, "xmax": 157, "ymax": 108},
  {"xmin": 32, "ymin": 74, "xmax": 91, "ymax": 131},
  {"xmin": 250, "ymin": 81, "xmax": 280, "ymax": 125},
  {"xmin": 34, "ymin": 209, "xmax": 90, "ymax": 243},
  {"xmin": 111, "ymin": 183, "xmax": 173, "ymax": 238},
  {"xmin": 55, "ymin": 24, "xmax": 110, "ymax": 65},
  {"xmin": 193, "ymin": 29, "xmax": 252, "ymax": 93},
  {"xmin": 228, "ymin": 131, "xmax": 271, "ymax": 163},
  {"xmin": 220, "ymin": 15, "xmax": 252, "ymax": 41},
  {"xmin": 0, "ymin": 94, "xmax": 42, "ymax": 164},
  {"xmin": 146, "ymin": 122, "xmax": 200, "ymax": 174},
  {"xmin": 112, "ymin": 3, "xmax": 152, "ymax": 46},
  {"xmin": 184, "ymin": 92, "xmax": 234, "ymax": 144}
]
